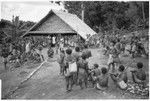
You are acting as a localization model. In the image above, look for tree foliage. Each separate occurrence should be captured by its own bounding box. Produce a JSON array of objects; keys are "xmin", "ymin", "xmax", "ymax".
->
[
  {"xmin": 0, "ymin": 17, "xmax": 35, "ymax": 44},
  {"xmin": 0, "ymin": 16, "xmax": 35, "ymax": 56},
  {"xmin": 64, "ymin": 1, "xmax": 149, "ymax": 33}
]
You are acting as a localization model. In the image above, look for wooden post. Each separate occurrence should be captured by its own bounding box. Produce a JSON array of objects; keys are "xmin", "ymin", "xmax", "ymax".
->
[
  {"xmin": 81, "ymin": 2, "xmax": 84, "ymax": 22},
  {"xmin": 67, "ymin": 36, "xmax": 69, "ymax": 46}
]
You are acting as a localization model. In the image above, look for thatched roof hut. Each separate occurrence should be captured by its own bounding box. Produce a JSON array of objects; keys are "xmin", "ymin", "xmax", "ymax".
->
[{"xmin": 22, "ymin": 10, "xmax": 97, "ymax": 40}]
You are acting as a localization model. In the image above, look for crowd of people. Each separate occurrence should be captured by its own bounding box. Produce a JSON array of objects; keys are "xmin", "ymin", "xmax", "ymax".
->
[
  {"xmin": 99, "ymin": 31, "xmax": 148, "ymax": 59},
  {"xmin": 0, "ymin": 32, "xmax": 148, "ymax": 96},
  {"xmin": 0, "ymin": 37, "xmax": 54, "ymax": 70},
  {"xmin": 57, "ymin": 42, "xmax": 148, "ymax": 96}
]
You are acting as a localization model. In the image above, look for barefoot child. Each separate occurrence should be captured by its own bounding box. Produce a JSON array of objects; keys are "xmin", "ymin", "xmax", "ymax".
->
[
  {"xmin": 127, "ymin": 62, "xmax": 148, "ymax": 96},
  {"xmin": 90, "ymin": 64, "xmax": 101, "ymax": 87},
  {"xmin": 96, "ymin": 67, "xmax": 109, "ymax": 90},
  {"xmin": 82, "ymin": 45, "xmax": 92, "ymax": 59},
  {"xmin": 110, "ymin": 65, "xmax": 128, "ymax": 90},
  {"xmin": 131, "ymin": 62, "xmax": 146, "ymax": 85},
  {"xmin": 77, "ymin": 53, "xmax": 89, "ymax": 89},
  {"xmin": 64, "ymin": 48, "xmax": 76, "ymax": 92},
  {"xmin": 58, "ymin": 50, "xmax": 65, "ymax": 75},
  {"xmin": 108, "ymin": 42, "xmax": 118, "ymax": 73}
]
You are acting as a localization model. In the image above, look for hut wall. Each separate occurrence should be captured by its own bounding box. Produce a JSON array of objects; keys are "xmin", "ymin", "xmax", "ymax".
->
[{"xmin": 35, "ymin": 14, "xmax": 76, "ymax": 34}]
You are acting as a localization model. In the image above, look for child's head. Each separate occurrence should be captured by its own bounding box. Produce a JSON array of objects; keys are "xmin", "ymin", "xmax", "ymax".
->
[
  {"xmin": 66, "ymin": 48, "xmax": 72, "ymax": 55},
  {"xmin": 101, "ymin": 67, "xmax": 107, "ymax": 74},
  {"xmin": 94, "ymin": 64, "xmax": 99, "ymax": 69},
  {"xmin": 75, "ymin": 47, "xmax": 80, "ymax": 52},
  {"xmin": 84, "ymin": 45, "xmax": 88, "ymax": 49},
  {"xmin": 81, "ymin": 53, "xmax": 87, "ymax": 60},
  {"xmin": 118, "ymin": 65, "xmax": 125, "ymax": 72},
  {"xmin": 137, "ymin": 62, "xmax": 143, "ymax": 69}
]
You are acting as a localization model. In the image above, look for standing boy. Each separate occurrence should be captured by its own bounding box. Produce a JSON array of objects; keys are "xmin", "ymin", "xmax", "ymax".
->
[
  {"xmin": 64, "ymin": 48, "xmax": 75, "ymax": 92},
  {"xmin": 58, "ymin": 50, "xmax": 65, "ymax": 75},
  {"xmin": 77, "ymin": 53, "xmax": 89, "ymax": 89},
  {"xmin": 96, "ymin": 67, "xmax": 109, "ymax": 90}
]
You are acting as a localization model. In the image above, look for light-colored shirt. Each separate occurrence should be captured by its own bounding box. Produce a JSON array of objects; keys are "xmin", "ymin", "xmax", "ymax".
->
[{"xmin": 25, "ymin": 42, "xmax": 30, "ymax": 53}]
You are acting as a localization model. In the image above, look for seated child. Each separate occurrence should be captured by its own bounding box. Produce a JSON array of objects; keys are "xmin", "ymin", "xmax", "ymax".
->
[
  {"xmin": 90, "ymin": 64, "xmax": 101, "ymax": 87},
  {"xmin": 110, "ymin": 65, "xmax": 128, "ymax": 90},
  {"xmin": 96, "ymin": 67, "xmax": 109, "ymax": 90},
  {"xmin": 131, "ymin": 62, "xmax": 146, "ymax": 84},
  {"xmin": 82, "ymin": 45, "xmax": 92, "ymax": 59}
]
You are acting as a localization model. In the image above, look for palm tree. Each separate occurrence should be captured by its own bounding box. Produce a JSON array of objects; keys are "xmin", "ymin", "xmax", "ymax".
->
[
  {"xmin": 11, "ymin": 16, "xmax": 28, "ymax": 42},
  {"xmin": 3, "ymin": 16, "xmax": 35, "ymax": 51}
]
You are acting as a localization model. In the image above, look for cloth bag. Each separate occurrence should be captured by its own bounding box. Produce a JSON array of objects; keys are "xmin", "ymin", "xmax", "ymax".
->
[
  {"xmin": 117, "ymin": 80, "xmax": 128, "ymax": 90},
  {"xmin": 69, "ymin": 62, "xmax": 77, "ymax": 73}
]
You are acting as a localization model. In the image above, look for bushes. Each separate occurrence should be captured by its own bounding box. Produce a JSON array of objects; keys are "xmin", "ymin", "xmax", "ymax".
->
[
  {"xmin": 48, "ymin": 48, "xmax": 54, "ymax": 58},
  {"xmin": 1, "ymin": 44, "xmax": 10, "ymax": 58}
]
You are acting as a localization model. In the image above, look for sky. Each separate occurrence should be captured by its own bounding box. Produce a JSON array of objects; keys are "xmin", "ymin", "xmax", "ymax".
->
[
  {"xmin": 1, "ymin": 0, "xmax": 146, "ymax": 22},
  {"xmin": 1, "ymin": 1, "xmax": 66, "ymax": 22}
]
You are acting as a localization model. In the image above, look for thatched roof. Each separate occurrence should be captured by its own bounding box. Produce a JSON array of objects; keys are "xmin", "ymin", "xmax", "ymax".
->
[{"xmin": 22, "ymin": 10, "xmax": 97, "ymax": 40}]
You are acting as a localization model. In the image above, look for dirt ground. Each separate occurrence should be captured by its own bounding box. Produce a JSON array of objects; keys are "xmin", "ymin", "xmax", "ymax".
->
[{"xmin": 0, "ymin": 47, "xmax": 149, "ymax": 99}]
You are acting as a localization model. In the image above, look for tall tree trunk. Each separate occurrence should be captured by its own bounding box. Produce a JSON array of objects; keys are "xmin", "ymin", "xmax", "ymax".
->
[
  {"xmin": 142, "ymin": 2, "xmax": 145, "ymax": 22},
  {"xmin": 142, "ymin": 2, "xmax": 146, "ymax": 28}
]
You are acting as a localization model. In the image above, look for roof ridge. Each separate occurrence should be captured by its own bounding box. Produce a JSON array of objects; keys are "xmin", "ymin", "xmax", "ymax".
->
[{"xmin": 52, "ymin": 9, "xmax": 76, "ymax": 16}]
